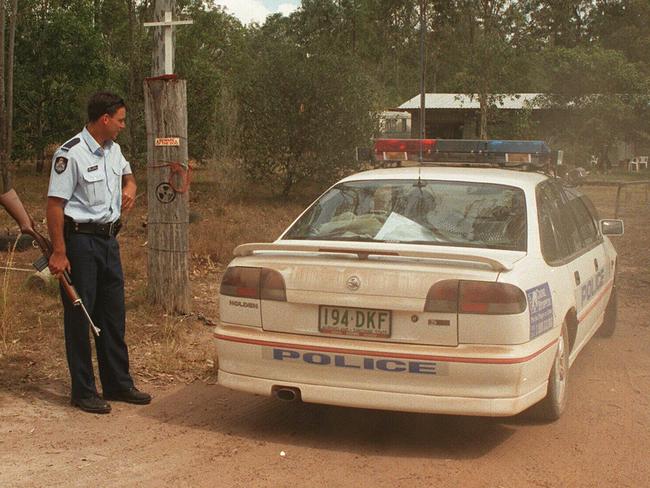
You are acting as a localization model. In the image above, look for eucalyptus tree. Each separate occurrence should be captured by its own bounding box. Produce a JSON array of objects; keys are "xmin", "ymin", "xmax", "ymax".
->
[
  {"xmin": 237, "ymin": 13, "xmax": 379, "ymax": 196},
  {"xmin": 13, "ymin": 0, "xmax": 107, "ymax": 171},
  {"xmin": 0, "ymin": 0, "xmax": 17, "ymax": 190},
  {"xmin": 175, "ymin": 1, "xmax": 248, "ymax": 161},
  {"xmin": 443, "ymin": 0, "xmax": 532, "ymax": 139}
]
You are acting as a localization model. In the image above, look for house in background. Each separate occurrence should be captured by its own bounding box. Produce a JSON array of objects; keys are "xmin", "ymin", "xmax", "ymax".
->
[
  {"xmin": 378, "ymin": 110, "xmax": 411, "ymax": 138},
  {"xmin": 393, "ymin": 93, "xmax": 639, "ymax": 165},
  {"xmin": 396, "ymin": 93, "xmax": 542, "ymax": 139}
]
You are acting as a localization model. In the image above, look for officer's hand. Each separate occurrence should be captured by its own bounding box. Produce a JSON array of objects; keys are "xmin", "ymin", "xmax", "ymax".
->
[
  {"xmin": 49, "ymin": 251, "xmax": 71, "ymax": 278},
  {"xmin": 122, "ymin": 188, "xmax": 136, "ymax": 213}
]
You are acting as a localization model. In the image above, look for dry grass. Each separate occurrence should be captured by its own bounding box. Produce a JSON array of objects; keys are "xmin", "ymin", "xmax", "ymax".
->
[{"xmin": 0, "ymin": 239, "xmax": 19, "ymax": 355}]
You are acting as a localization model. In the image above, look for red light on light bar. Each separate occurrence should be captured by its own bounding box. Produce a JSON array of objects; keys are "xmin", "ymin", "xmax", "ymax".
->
[
  {"xmin": 375, "ymin": 139, "xmax": 437, "ymax": 153},
  {"xmin": 374, "ymin": 139, "xmax": 437, "ymax": 160}
]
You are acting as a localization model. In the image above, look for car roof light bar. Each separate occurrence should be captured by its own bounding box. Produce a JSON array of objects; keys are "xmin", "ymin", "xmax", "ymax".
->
[{"xmin": 374, "ymin": 138, "xmax": 552, "ymax": 168}]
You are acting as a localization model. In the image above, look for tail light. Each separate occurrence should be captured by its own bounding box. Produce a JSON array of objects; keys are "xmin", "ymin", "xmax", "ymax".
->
[
  {"xmin": 459, "ymin": 282, "xmax": 526, "ymax": 314},
  {"xmin": 220, "ymin": 266, "xmax": 286, "ymax": 302},
  {"xmin": 260, "ymin": 268, "xmax": 287, "ymax": 301},
  {"xmin": 425, "ymin": 280, "xmax": 526, "ymax": 315},
  {"xmin": 220, "ymin": 267, "xmax": 261, "ymax": 298},
  {"xmin": 424, "ymin": 280, "xmax": 459, "ymax": 312}
]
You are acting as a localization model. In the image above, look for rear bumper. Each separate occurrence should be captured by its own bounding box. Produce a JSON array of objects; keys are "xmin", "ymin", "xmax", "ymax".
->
[{"xmin": 215, "ymin": 324, "xmax": 558, "ymax": 417}]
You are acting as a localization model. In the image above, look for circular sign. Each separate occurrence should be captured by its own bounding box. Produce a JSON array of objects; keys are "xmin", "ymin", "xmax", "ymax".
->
[{"xmin": 156, "ymin": 182, "xmax": 176, "ymax": 203}]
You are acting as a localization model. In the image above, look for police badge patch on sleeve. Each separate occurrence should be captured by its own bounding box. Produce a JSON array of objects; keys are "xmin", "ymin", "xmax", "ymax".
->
[{"xmin": 54, "ymin": 156, "xmax": 68, "ymax": 174}]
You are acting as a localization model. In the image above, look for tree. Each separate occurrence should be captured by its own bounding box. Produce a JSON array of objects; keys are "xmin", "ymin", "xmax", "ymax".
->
[
  {"xmin": 13, "ymin": 0, "xmax": 107, "ymax": 172},
  {"xmin": 237, "ymin": 15, "xmax": 379, "ymax": 196},
  {"xmin": 444, "ymin": 0, "xmax": 531, "ymax": 139},
  {"xmin": 176, "ymin": 1, "xmax": 247, "ymax": 161},
  {"xmin": 0, "ymin": 0, "xmax": 17, "ymax": 191},
  {"xmin": 537, "ymin": 46, "xmax": 650, "ymax": 167},
  {"xmin": 524, "ymin": 0, "xmax": 593, "ymax": 48}
]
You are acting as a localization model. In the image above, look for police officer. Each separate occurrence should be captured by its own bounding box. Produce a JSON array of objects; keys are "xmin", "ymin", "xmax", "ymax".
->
[{"xmin": 47, "ymin": 92, "xmax": 151, "ymax": 414}]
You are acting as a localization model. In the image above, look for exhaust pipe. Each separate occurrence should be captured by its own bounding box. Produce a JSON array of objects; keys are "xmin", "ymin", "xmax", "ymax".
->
[{"xmin": 272, "ymin": 386, "xmax": 301, "ymax": 402}]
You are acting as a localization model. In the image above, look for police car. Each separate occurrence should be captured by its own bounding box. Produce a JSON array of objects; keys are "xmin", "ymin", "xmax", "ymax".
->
[{"xmin": 215, "ymin": 139, "xmax": 623, "ymax": 420}]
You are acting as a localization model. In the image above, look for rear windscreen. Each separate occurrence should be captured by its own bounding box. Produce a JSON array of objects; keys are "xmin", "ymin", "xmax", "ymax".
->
[{"xmin": 283, "ymin": 179, "xmax": 527, "ymax": 251}]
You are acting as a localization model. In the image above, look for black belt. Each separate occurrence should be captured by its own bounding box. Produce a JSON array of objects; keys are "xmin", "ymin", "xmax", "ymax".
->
[{"xmin": 64, "ymin": 218, "xmax": 122, "ymax": 237}]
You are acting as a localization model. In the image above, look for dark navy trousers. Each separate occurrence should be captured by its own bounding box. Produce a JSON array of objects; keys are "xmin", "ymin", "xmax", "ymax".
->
[{"xmin": 62, "ymin": 232, "xmax": 134, "ymax": 399}]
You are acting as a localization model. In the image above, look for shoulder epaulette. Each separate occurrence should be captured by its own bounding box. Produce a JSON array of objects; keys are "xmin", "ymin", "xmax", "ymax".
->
[{"xmin": 61, "ymin": 137, "xmax": 81, "ymax": 152}]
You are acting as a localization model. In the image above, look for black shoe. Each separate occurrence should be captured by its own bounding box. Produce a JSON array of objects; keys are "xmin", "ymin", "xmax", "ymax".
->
[
  {"xmin": 71, "ymin": 395, "xmax": 112, "ymax": 414},
  {"xmin": 103, "ymin": 387, "xmax": 152, "ymax": 405}
]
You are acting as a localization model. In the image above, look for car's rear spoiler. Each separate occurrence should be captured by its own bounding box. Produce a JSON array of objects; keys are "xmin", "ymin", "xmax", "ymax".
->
[{"xmin": 233, "ymin": 242, "xmax": 512, "ymax": 272}]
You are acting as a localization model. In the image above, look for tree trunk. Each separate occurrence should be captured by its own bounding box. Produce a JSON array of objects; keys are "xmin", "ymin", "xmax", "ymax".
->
[
  {"xmin": 127, "ymin": 0, "xmax": 139, "ymax": 152},
  {"xmin": 4, "ymin": 0, "xmax": 17, "ymax": 189},
  {"xmin": 36, "ymin": 100, "xmax": 45, "ymax": 173},
  {"xmin": 144, "ymin": 78, "xmax": 190, "ymax": 313},
  {"xmin": 479, "ymin": 92, "xmax": 488, "ymax": 140},
  {"xmin": 0, "ymin": 1, "xmax": 7, "ymax": 193}
]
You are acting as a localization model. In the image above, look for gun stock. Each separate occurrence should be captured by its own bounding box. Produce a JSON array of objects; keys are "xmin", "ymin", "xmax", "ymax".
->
[{"xmin": 0, "ymin": 189, "xmax": 101, "ymax": 336}]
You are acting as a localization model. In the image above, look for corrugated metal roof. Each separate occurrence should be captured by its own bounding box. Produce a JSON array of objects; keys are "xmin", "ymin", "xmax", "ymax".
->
[{"xmin": 398, "ymin": 93, "xmax": 543, "ymax": 110}]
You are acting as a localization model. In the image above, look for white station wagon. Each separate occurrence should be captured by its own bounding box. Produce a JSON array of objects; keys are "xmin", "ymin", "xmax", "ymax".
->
[{"xmin": 215, "ymin": 139, "xmax": 623, "ymax": 420}]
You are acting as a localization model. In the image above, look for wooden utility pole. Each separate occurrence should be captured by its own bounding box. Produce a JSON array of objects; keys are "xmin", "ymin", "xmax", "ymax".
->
[
  {"xmin": 418, "ymin": 0, "xmax": 426, "ymax": 160},
  {"xmin": 143, "ymin": 0, "xmax": 193, "ymax": 313}
]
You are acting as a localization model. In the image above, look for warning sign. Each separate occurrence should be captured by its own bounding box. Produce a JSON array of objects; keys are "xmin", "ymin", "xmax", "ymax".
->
[{"xmin": 155, "ymin": 137, "xmax": 180, "ymax": 147}]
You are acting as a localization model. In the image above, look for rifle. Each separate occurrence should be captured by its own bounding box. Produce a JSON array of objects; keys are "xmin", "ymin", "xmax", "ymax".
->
[{"xmin": 0, "ymin": 188, "xmax": 100, "ymax": 336}]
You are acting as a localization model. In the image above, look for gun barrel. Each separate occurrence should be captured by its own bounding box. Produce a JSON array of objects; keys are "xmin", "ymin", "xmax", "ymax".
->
[{"xmin": 78, "ymin": 301, "xmax": 101, "ymax": 337}]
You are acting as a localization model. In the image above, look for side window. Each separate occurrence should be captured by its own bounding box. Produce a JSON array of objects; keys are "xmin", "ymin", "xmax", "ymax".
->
[
  {"xmin": 581, "ymin": 195, "xmax": 600, "ymax": 220},
  {"xmin": 537, "ymin": 183, "xmax": 570, "ymax": 262},
  {"xmin": 580, "ymin": 195, "xmax": 602, "ymax": 232},
  {"xmin": 570, "ymin": 198, "xmax": 599, "ymax": 246},
  {"xmin": 547, "ymin": 183, "xmax": 582, "ymax": 255},
  {"xmin": 560, "ymin": 187, "xmax": 600, "ymax": 249},
  {"xmin": 538, "ymin": 196, "xmax": 560, "ymax": 262}
]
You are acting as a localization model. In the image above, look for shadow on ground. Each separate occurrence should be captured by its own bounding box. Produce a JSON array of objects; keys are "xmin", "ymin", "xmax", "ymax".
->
[{"xmin": 141, "ymin": 381, "xmax": 520, "ymax": 460}]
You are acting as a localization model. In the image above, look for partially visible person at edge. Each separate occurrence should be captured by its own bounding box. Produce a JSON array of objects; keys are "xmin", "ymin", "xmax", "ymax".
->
[{"xmin": 46, "ymin": 92, "xmax": 151, "ymax": 414}]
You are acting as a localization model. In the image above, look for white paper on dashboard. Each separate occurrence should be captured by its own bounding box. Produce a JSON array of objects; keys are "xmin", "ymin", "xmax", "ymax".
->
[{"xmin": 374, "ymin": 212, "xmax": 436, "ymax": 241}]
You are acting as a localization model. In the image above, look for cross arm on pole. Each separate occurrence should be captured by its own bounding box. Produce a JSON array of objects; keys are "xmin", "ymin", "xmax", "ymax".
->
[
  {"xmin": 143, "ymin": 20, "xmax": 193, "ymax": 27},
  {"xmin": 144, "ymin": 10, "xmax": 193, "ymax": 75}
]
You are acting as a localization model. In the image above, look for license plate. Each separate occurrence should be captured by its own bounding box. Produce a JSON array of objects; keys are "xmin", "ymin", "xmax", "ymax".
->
[{"xmin": 318, "ymin": 305, "xmax": 391, "ymax": 338}]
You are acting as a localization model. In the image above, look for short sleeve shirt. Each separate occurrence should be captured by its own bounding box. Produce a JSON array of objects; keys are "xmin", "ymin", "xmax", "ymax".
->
[{"xmin": 48, "ymin": 127, "xmax": 132, "ymax": 224}]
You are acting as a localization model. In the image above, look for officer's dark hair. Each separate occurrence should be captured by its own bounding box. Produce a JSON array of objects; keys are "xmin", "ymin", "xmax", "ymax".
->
[{"xmin": 87, "ymin": 92, "xmax": 126, "ymax": 122}]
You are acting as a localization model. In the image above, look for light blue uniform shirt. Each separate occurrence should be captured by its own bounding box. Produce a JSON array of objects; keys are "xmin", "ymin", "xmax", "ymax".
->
[{"xmin": 48, "ymin": 127, "xmax": 132, "ymax": 224}]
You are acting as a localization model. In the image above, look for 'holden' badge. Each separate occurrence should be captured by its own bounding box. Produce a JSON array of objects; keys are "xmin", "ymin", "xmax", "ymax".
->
[{"xmin": 346, "ymin": 276, "xmax": 361, "ymax": 291}]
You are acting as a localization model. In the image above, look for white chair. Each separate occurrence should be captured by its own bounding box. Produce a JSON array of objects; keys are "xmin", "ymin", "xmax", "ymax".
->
[
  {"xmin": 639, "ymin": 156, "xmax": 648, "ymax": 170},
  {"xmin": 628, "ymin": 157, "xmax": 640, "ymax": 172},
  {"xmin": 590, "ymin": 155, "xmax": 599, "ymax": 167}
]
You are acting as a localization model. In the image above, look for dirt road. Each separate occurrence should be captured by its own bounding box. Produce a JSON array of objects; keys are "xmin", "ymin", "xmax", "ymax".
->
[{"xmin": 1, "ymin": 187, "xmax": 649, "ymax": 488}]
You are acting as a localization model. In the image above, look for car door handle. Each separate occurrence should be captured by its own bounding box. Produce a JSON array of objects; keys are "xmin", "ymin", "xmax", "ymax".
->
[
  {"xmin": 574, "ymin": 271, "xmax": 581, "ymax": 285},
  {"xmin": 594, "ymin": 258, "xmax": 599, "ymax": 271}
]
